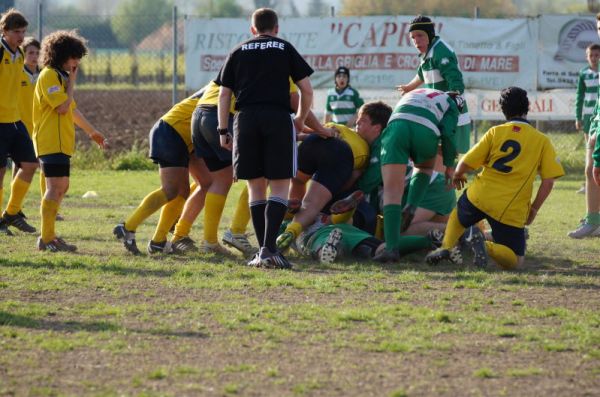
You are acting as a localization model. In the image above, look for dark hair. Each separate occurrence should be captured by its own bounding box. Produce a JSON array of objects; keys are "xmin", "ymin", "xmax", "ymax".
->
[
  {"xmin": 360, "ymin": 101, "xmax": 392, "ymax": 129},
  {"xmin": 22, "ymin": 36, "xmax": 40, "ymax": 51},
  {"xmin": 587, "ymin": 43, "xmax": 600, "ymax": 52},
  {"xmin": 252, "ymin": 8, "xmax": 278, "ymax": 33},
  {"xmin": 596, "ymin": 12, "xmax": 600, "ymax": 21},
  {"xmin": 40, "ymin": 30, "xmax": 87, "ymax": 69},
  {"xmin": 0, "ymin": 8, "xmax": 28, "ymax": 31},
  {"xmin": 499, "ymin": 87, "xmax": 529, "ymax": 119}
]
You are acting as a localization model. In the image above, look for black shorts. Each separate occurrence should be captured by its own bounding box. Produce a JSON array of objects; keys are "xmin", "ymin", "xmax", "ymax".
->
[
  {"xmin": 456, "ymin": 193, "xmax": 526, "ymax": 256},
  {"xmin": 298, "ymin": 135, "xmax": 353, "ymax": 196},
  {"xmin": 0, "ymin": 121, "xmax": 37, "ymax": 168},
  {"xmin": 192, "ymin": 106, "xmax": 233, "ymax": 172},
  {"xmin": 39, "ymin": 153, "xmax": 71, "ymax": 177},
  {"xmin": 233, "ymin": 106, "xmax": 296, "ymax": 180},
  {"xmin": 149, "ymin": 119, "xmax": 190, "ymax": 168}
]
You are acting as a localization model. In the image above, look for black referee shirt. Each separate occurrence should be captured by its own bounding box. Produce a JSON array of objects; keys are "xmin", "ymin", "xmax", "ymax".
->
[{"xmin": 216, "ymin": 34, "xmax": 313, "ymax": 112}]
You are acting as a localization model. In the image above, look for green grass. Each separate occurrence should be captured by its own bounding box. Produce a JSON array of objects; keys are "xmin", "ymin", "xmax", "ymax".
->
[{"xmin": 0, "ymin": 171, "xmax": 598, "ymax": 396}]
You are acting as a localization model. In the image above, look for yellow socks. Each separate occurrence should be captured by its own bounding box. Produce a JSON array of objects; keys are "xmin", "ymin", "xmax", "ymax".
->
[
  {"xmin": 172, "ymin": 218, "xmax": 193, "ymax": 242},
  {"xmin": 204, "ymin": 192, "xmax": 227, "ymax": 244},
  {"xmin": 125, "ymin": 188, "xmax": 169, "ymax": 231},
  {"xmin": 0, "ymin": 187, "xmax": 3, "ymax": 211},
  {"xmin": 284, "ymin": 221, "xmax": 303, "ymax": 239},
  {"xmin": 486, "ymin": 241, "xmax": 519, "ymax": 270},
  {"xmin": 441, "ymin": 209, "xmax": 466, "ymax": 250},
  {"xmin": 230, "ymin": 185, "xmax": 250, "ymax": 234},
  {"xmin": 41, "ymin": 198, "xmax": 59, "ymax": 243},
  {"xmin": 5, "ymin": 177, "xmax": 30, "ymax": 215},
  {"xmin": 331, "ymin": 207, "xmax": 356, "ymax": 225},
  {"xmin": 152, "ymin": 195, "xmax": 185, "ymax": 243},
  {"xmin": 40, "ymin": 172, "xmax": 46, "ymax": 199}
]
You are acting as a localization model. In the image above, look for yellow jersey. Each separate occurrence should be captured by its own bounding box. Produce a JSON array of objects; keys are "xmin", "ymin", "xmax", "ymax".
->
[
  {"xmin": 463, "ymin": 120, "xmax": 564, "ymax": 227},
  {"xmin": 19, "ymin": 66, "xmax": 39, "ymax": 135},
  {"xmin": 161, "ymin": 91, "xmax": 203, "ymax": 153},
  {"xmin": 325, "ymin": 123, "xmax": 370, "ymax": 171},
  {"xmin": 32, "ymin": 67, "xmax": 77, "ymax": 156},
  {"xmin": 0, "ymin": 39, "xmax": 24, "ymax": 123}
]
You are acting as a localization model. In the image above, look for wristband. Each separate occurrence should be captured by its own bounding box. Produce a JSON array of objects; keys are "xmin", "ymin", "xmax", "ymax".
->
[{"xmin": 217, "ymin": 128, "xmax": 228, "ymax": 136}]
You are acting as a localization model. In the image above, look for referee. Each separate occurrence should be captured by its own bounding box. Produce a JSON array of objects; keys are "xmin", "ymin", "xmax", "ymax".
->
[{"xmin": 216, "ymin": 8, "xmax": 314, "ymax": 269}]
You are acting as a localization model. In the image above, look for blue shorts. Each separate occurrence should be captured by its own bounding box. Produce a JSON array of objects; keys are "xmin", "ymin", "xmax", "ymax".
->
[
  {"xmin": 456, "ymin": 193, "xmax": 526, "ymax": 256},
  {"xmin": 148, "ymin": 119, "xmax": 190, "ymax": 168},
  {"xmin": 39, "ymin": 153, "xmax": 71, "ymax": 177},
  {"xmin": 0, "ymin": 121, "xmax": 37, "ymax": 168},
  {"xmin": 192, "ymin": 106, "xmax": 233, "ymax": 171}
]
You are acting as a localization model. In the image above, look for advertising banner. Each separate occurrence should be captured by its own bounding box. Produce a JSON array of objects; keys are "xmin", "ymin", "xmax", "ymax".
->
[
  {"xmin": 538, "ymin": 15, "xmax": 598, "ymax": 89},
  {"xmin": 185, "ymin": 16, "xmax": 537, "ymax": 91}
]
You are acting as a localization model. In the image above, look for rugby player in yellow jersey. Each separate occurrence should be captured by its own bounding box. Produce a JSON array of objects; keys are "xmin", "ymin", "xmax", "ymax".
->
[
  {"xmin": 426, "ymin": 87, "xmax": 565, "ymax": 269},
  {"xmin": 33, "ymin": 30, "xmax": 107, "ymax": 252},
  {"xmin": 113, "ymin": 89, "xmax": 212, "ymax": 255},
  {"xmin": 0, "ymin": 9, "xmax": 39, "ymax": 235}
]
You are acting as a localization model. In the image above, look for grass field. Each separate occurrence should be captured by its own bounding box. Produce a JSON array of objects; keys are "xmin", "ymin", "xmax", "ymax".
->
[{"xmin": 0, "ymin": 170, "xmax": 599, "ymax": 396}]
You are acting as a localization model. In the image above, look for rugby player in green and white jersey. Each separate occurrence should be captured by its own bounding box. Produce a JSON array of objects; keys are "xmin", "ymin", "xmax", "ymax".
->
[
  {"xmin": 373, "ymin": 88, "xmax": 461, "ymax": 262},
  {"xmin": 324, "ymin": 66, "xmax": 364, "ymax": 126},
  {"xmin": 397, "ymin": 15, "xmax": 471, "ymax": 154}
]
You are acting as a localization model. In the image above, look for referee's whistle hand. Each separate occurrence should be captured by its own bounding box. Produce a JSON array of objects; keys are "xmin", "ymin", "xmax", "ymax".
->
[{"xmin": 220, "ymin": 133, "xmax": 233, "ymax": 151}]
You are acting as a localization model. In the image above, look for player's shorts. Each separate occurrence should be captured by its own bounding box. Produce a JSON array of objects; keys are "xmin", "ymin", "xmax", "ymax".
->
[
  {"xmin": 380, "ymin": 119, "xmax": 439, "ymax": 165},
  {"xmin": 456, "ymin": 192, "xmax": 526, "ymax": 256},
  {"xmin": 308, "ymin": 223, "xmax": 372, "ymax": 258},
  {"xmin": 455, "ymin": 123, "xmax": 471, "ymax": 154},
  {"xmin": 0, "ymin": 121, "xmax": 37, "ymax": 168},
  {"xmin": 149, "ymin": 119, "xmax": 190, "ymax": 168},
  {"xmin": 298, "ymin": 135, "xmax": 353, "ymax": 195},
  {"xmin": 233, "ymin": 105, "xmax": 296, "ymax": 180},
  {"xmin": 192, "ymin": 106, "xmax": 233, "ymax": 172},
  {"xmin": 39, "ymin": 153, "xmax": 70, "ymax": 177},
  {"xmin": 413, "ymin": 173, "xmax": 456, "ymax": 215}
]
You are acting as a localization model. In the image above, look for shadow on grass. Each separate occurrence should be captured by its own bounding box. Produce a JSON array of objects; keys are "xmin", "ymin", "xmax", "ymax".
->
[
  {"xmin": 295, "ymin": 253, "xmax": 600, "ymax": 290},
  {"xmin": 0, "ymin": 257, "xmax": 175, "ymax": 278},
  {"xmin": 0, "ymin": 311, "xmax": 208, "ymax": 339}
]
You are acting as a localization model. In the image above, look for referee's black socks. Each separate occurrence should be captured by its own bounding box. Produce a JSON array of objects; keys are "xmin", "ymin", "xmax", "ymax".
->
[
  {"xmin": 264, "ymin": 197, "xmax": 288, "ymax": 253},
  {"xmin": 250, "ymin": 200, "xmax": 267, "ymax": 247}
]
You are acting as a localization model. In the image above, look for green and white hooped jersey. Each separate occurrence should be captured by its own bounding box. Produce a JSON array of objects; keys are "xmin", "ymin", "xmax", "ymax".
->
[
  {"xmin": 576, "ymin": 66, "xmax": 598, "ymax": 119},
  {"xmin": 418, "ymin": 37, "xmax": 470, "ymax": 127},
  {"xmin": 389, "ymin": 88, "xmax": 453, "ymax": 136},
  {"xmin": 325, "ymin": 86, "xmax": 364, "ymax": 125}
]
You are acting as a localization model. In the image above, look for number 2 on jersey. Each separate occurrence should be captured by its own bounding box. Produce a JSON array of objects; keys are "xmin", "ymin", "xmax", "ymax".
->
[{"xmin": 492, "ymin": 140, "xmax": 521, "ymax": 173}]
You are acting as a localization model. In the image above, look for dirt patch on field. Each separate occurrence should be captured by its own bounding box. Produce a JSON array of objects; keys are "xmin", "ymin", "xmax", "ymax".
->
[{"xmin": 75, "ymin": 90, "xmax": 179, "ymax": 152}]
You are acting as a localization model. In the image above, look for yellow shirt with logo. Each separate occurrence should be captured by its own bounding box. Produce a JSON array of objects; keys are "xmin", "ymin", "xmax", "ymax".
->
[
  {"xmin": 0, "ymin": 41, "xmax": 24, "ymax": 123},
  {"xmin": 325, "ymin": 123, "xmax": 370, "ymax": 171},
  {"xmin": 463, "ymin": 120, "xmax": 564, "ymax": 227},
  {"xmin": 19, "ymin": 66, "xmax": 39, "ymax": 135},
  {"xmin": 32, "ymin": 67, "xmax": 77, "ymax": 156}
]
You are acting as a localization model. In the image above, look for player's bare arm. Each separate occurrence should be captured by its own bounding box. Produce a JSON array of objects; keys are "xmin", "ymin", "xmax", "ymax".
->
[
  {"xmin": 526, "ymin": 178, "xmax": 555, "ymax": 225},
  {"xmin": 217, "ymin": 86, "xmax": 233, "ymax": 151},
  {"xmin": 396, "ymin": 75, "xmax": 423, "ymax": 95},
  {"xmin": 294, "ymin": 76, "xmax": 313, "ymax": 132},
  {"xmin": 73, "ymin": 109, "xmax": 107, "ymax": 149}
]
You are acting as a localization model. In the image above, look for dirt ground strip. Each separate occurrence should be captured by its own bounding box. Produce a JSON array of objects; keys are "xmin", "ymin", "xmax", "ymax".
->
[
  {"xmin": 1, "ymin": 270, "xmax": 599, "ymax": 396},
  {"xmin": 76, "ymin": 90, "xmax": 176, "ymax": 151}
]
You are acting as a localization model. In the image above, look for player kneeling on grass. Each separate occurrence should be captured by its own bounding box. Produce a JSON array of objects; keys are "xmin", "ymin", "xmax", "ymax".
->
[
  {"xmin": 425, "ymin": 87, "xmax": 564, "ymax": 269},
  {"xmin": 33, "ymin": 30, "xmax": 107, "ymax": 252}
]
